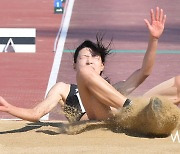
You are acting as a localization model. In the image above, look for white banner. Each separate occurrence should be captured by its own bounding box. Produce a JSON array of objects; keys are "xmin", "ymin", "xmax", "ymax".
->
[{"xmin": 0, "ymin": 28, "xmax": 36, "ymax": 53}]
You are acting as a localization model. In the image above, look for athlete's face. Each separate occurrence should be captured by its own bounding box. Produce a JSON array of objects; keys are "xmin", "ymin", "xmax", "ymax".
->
[{"xmin": 74, "ymin": 47, "xmax": 104, "ymax": 74}]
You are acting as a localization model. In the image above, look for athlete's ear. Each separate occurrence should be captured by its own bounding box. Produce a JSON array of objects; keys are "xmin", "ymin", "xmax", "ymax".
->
[{"xmin": 100, "ymin": 63, "xmax": 104, "ymax": 72}]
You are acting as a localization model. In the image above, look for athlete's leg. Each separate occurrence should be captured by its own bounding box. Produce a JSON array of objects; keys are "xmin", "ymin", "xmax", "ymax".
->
[
  {"xmin": 174, "ymin": 76, "xmax": 180, "ymax": 104},
  {"xmin": 144, "ymin": 76, "xmax": 180, "ymax": 105},
  {"xmin": 76, "ymin": 66, "xmax": 127, "ymax": 120},
  {"xmin": 144, "ymin": 77, "xmax": 175, "ymax": 97}
]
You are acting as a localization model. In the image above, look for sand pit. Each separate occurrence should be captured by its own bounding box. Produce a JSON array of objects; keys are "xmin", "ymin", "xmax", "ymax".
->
[
  {"xmin": 1, "ymin": 97, "xmax": 180, "ymax": 153},
  {"xmin": 0, "ymin": 120, "xmax": 180, "ymax": 154}
]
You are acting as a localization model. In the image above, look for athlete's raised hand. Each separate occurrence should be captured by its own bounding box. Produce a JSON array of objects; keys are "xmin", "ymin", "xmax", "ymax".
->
[{"xmin": 144, "ymin": 7, "xmax": 166, "ymax": 39}]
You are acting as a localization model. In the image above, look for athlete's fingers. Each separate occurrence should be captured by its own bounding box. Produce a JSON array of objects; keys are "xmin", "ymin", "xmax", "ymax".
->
[
  {"xmin": 0, "ymin": 96, "xmax": 8, "ymax": 106},
  {"xmin": 159, "ymin": 9, "xmax": 164, "ymax": 23},
  {"xmin": 150, "ymin": 9, "xmax": 155, "ymax": 24},
  {"xmin": 162, "ymin": 14, "xmax": 167, "ymax": 25},
  {"xmin": 144, "ymin": 19, "xmax": 151, "ymax": 29},
  {"xmin": 155, "ymin": 7, "xmax": 160, "ymax": 21}
]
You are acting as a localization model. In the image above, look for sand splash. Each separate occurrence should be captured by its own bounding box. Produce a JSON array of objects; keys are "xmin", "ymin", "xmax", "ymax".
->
[
  {"xmin": 60, "ymin": 96, "xmax": 180, "ymax": 137},
  {"xmin": 109, "ymin": 96, "xmax": 180, "ymax": 137}
]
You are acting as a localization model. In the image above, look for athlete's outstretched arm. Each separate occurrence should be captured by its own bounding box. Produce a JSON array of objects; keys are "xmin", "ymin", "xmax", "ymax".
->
[
  {"xmin": 114, "ymin": 7, "xmax": 166, "ymax": 95},
  {"xmin": 0, "ymin": 82, "xmax": 68, "ymax": 122}
]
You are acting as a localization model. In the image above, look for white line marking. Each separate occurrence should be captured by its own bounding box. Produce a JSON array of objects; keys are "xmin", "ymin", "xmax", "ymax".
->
[
  {"xmin": 41, "ymin": 0, "xmax": 75, "ymax": 120},
  {"xmin": 53, "ymin": 0, "xmax": 69, "ymax": 52},
  {"xmin": 0, "ymin": 118, "xmax": 21, "ymax": 121}
]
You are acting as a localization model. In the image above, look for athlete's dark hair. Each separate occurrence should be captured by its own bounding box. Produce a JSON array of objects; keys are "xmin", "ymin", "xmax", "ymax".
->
[{"xmin": 73, "ymin": 33, "xmax": 112, "ymax": 64}]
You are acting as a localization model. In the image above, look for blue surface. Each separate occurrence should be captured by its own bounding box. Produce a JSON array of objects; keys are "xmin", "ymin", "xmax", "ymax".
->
[{"xmin": 54, "ymin": 0, "xmax": 62, "ymax": 7}]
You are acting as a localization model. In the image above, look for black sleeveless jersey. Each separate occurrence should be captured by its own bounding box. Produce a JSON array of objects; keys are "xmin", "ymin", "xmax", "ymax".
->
[{"xmin": 64, "ymin": 84, "xmax": 86, "ymax": 122}]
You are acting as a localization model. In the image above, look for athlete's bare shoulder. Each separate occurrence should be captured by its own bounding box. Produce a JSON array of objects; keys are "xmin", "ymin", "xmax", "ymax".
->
[
  {"xmin": 47, "ymin": 82, "xmax": 70, "ymax": 101},
  {"xmin": 55, "ymin": 82, "xmax": 71, "ymax": 100}
]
